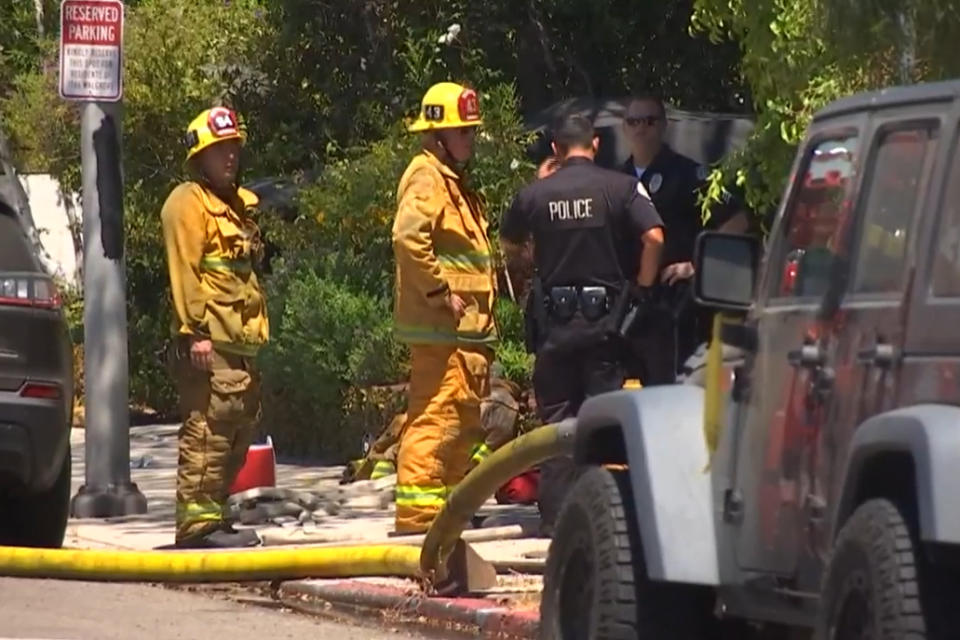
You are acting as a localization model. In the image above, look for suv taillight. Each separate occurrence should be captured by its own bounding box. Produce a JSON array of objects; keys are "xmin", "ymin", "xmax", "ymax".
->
[
  {"xmin": 20, "ymin": 382, "xmax": 62, "ymax": 399},
  {"xmin": 0, "ymin": 274, "xmax": 62, "ymax": 310}
]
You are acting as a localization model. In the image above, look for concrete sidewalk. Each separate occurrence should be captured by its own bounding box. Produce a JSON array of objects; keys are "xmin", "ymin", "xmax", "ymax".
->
[{"xmin": 66, "ymin": 425, "xmax": 546, "ymax": 638}]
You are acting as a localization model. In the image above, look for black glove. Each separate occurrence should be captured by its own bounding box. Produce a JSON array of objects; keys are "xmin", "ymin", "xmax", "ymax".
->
[{"xmin": 631, "ymin": 285, "xmax": 655, "ymax": 306}]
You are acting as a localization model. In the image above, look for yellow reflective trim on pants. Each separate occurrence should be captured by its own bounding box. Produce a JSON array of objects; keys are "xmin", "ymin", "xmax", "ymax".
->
[
  {"xmin": 470, "ymin": 443, "xmax": 492, "ymax": 464},
  {"xmin": 175, "ymin": 500, "xmax": 223, "ymax": 523},
  {"xmin": 371, "ymin": 460, "xmax": 396, "ymax": 480},
  {"xmin": 395, "ymin": 485, "xmax": 455, "ymax": 508}
]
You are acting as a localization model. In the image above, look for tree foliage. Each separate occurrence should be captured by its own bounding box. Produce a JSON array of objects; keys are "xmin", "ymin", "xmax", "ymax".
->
[
  {"xmin": 251, "ymin": 0, "xmax": 747, "ymax": 162},
  {"xmin": 0, "ymin": 0, "xmax": 59, "ymax": 99},
  {"xmin": 692, "ymin": 0, "xmax": 960, "ymax": 216}
]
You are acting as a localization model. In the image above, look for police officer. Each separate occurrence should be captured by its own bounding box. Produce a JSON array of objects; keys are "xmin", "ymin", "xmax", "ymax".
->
[
  {"xmin": 620, "ymin": 95, "xmax": 748, "ymax": 384},
  {"xmin": 501, "ymin": 114, "xmax": 664, "ymax": 535}
]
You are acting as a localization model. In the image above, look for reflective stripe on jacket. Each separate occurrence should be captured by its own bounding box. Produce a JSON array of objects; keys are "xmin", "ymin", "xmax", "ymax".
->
[
  {"xmin": 161, "ymin": 182, "xmax": 269, "ymax": 356},
  {"xmin": 392, "ymin": 151, "xmax": 498, "ymax": 346}
]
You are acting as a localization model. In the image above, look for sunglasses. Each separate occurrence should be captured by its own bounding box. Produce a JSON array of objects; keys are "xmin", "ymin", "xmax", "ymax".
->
[{"xmin": 625, "ymin": 115, "xmax": 661, "ymax": 127}]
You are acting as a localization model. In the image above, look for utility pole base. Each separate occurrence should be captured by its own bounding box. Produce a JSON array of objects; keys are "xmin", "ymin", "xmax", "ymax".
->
[{"xmin": 70, "ymin": 483, "xmax": 148, "ymax": 518}]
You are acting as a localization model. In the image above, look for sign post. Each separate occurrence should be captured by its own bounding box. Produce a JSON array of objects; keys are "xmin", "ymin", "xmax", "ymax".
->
[{"xmin": 60, "ymin": 0, "xmax": 147, "ymax": 518}]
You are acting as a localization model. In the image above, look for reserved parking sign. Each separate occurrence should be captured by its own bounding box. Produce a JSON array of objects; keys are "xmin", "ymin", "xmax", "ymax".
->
[{"xmin": 59, "ymin": 0, "xmax": 124, "ymax": 101}]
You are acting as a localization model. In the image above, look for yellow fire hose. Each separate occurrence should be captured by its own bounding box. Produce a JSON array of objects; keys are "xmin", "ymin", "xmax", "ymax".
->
[
  {"xmin": 0, "ymin": 421, "xmax": 574, "ymax": 587},
  {"xmin": 420, "ymin": 419, "xmax": 576, "ymax": 582},
  {"xmin": 0, "ymin": 544, "xmax": 421, "ymax": 582}
]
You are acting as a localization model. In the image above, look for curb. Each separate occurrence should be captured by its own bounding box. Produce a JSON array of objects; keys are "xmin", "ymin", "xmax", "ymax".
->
[{"xmin": 280, "ymin": 579, "xmax": 539, "ymax": 639}]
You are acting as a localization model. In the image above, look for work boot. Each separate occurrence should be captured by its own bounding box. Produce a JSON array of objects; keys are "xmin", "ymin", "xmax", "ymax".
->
[{"xmin": 176, "ymin": 524, "xmax": 261, "ymax": 549}]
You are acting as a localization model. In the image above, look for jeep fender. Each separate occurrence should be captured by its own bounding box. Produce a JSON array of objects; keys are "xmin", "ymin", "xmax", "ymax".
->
[
  {"xmin": 834, "ymin": 404, "xmax": 960, "ymax": 545},
  {"xmin": 575, "ymin": 386, "xmax": 720, "ymax": 585}
]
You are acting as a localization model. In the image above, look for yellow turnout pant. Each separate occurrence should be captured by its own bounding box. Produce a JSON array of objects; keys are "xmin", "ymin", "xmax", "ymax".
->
[{"xmin": 395, "ymin": 344, "xmax": 491, "ymax": 533}]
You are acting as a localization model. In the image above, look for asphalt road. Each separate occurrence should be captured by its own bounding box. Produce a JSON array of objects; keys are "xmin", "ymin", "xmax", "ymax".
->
[{"xmin": 0, "ymin": 578, "xmax": 432, "ymax": 640}]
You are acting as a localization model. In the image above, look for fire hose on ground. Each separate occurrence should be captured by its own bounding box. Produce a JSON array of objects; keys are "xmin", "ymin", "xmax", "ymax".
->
[{"xmin": 0, "ymin": 419, "xmax": 577, "ymax": 591}]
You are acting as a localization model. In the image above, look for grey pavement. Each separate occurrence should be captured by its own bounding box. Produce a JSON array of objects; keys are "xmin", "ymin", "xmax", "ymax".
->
[{"xmin": 0, "ymin": 577, "xmax": 429, "ymax": 639}]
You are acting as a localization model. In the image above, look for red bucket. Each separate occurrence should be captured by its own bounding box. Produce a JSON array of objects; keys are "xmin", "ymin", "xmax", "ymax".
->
[{"xmin": 229, "ymin": 436, "xmax": 276, "ymax": 495}]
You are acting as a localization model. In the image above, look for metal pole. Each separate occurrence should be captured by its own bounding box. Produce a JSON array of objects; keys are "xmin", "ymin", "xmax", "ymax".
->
[
  {"xmin": 70, "ymin": 100, "xmax": 147, "ymax": 518},
  {"xmin": 898, "ymin": 7, "xmax": 916, "ymax": 84}
]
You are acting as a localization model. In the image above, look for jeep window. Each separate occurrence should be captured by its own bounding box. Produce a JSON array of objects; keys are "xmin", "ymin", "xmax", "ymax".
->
[
  {"xmin": 850, "ymin": 126, "xmax": 937, "ymax": 295},
  {"xmin": 767, "ymin": 135, "xmax": 859, "ymax": 301},
  {"xmin": 931, "ymin": 135, "xmax": 960, "ymax": 297}
]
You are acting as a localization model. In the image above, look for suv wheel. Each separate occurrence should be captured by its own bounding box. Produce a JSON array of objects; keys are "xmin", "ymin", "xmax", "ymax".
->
[
  {"xmin": 540, "ymin": 466, "xmax": 715, "ymax": 639},
  {"xmin": 817, "ymin": 498, "xmax": 927, "ymax": 639},
  {"xmin": 0, "ymin": 446, "xmax": 71, "ymax": 548}
]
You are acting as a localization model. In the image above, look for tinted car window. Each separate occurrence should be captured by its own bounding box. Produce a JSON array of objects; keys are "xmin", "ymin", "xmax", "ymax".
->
[
  {"xmin": 851, "ymin": 126, "xmax": 936, "ymax": 295},
  {"xmin": 931, "ymin": 136, "xmax": 960, "ymax": 297},
  {"xmin": 768, "ymin": 135, "xmax": 859, "ymax": 301},
  {"xmin": 0, "ymin": 202, "xmax": 39, "ymax": 271}
]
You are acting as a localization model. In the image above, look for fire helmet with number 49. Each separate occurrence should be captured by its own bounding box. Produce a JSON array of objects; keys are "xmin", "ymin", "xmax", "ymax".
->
[
  {"xmin": 407, "ymin": 82, "xmax": 483, "ymax": 133},
  {"xmin": 183, "ymin": 107, "xmax": 246, "ymax": 162}
]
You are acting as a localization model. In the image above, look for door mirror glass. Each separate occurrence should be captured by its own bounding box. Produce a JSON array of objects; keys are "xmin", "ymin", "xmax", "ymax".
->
[{"xmin": 694, "ymin": 232, "xmax": 760, "ymax": 310}]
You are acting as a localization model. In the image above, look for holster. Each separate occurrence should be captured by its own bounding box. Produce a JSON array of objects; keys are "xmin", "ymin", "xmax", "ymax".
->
[
  {"xmin": 610, "ymin": 281, "xmax": 633, "ymax": 334},
  {"xmin": 524, "ymin": 275, "xmax": 549, "ymax": 354}
]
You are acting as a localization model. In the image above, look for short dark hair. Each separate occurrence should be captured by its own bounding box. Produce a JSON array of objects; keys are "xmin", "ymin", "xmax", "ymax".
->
[
  {"xmin": 551, "ymin": 113, "xmax": 595, "ymax": 151},
  {"xmin": 626, "ymin": 94, "xmax": 666, "ymax": 119}
]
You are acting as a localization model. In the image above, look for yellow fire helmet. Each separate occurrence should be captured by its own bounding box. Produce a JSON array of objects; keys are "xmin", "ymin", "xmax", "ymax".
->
[
  {"xmin": 183, "ymin": 106, "xmax": 246, "ymax": 162},
  {"xmin": 408, "ymin": 82, "xmax": 482, "ymax": 133}
]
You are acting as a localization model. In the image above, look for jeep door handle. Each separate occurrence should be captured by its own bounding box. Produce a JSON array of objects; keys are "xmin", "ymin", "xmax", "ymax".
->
[
  {"xmin": 856, "ymin": 343, "xmax": 898, "ymax": 368},
  {"xmin": 787, "ymin": 344, "xmax": 825, "ymax": 369}
]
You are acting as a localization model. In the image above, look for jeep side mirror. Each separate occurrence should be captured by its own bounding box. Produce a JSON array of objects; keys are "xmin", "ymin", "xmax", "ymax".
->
[{"xmin": 693, "ymin": 232, "xmax": 760, "ymax": 311}]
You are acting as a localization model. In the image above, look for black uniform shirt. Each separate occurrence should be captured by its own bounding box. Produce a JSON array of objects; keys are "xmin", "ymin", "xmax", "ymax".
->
[
  {"xmin": 502, "ymin": 157, "xmax": 662, "ymax": 291},
  {"xmin": 621, "ymin": 144, "xmax": 738, "ymax": 265}
]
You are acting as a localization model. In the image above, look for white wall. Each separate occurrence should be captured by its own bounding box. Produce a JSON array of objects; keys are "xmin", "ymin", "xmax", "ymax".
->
[{"xmin": 20, "ymin": 174, "xmax": 81, "ymax": 289}]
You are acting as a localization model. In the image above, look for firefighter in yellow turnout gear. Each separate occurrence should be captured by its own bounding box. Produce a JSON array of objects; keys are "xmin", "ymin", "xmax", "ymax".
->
[
  {"xmin": 161, "ymin": 107, "xmax": 268, "ymax": 548},
  {"xmin": 392, "ymin": 82, "xmax": 498, "ymax": 533}
]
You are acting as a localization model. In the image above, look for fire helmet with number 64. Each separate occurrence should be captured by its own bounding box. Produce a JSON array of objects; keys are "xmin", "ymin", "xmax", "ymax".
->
[{"xmin": 183, "ymin": 107, "xmax": 246, "ymax": 162}]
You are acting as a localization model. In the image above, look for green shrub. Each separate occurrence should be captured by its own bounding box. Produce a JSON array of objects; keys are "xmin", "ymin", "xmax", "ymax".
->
[
  {"xmin": 257, "ymin": 269, "xmax": 407, "ymax": 461},
  {"xmin": 493, "ymin": 297, "xmax": 533, "ymax": 387},
  {"xmin": 293, "ymin": 124, "xmax": 417, "ymax": 300}
]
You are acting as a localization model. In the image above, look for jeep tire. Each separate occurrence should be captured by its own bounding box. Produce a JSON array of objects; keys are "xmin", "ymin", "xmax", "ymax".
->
[
  {"xmin": 0, "ymin": 446, "xmax": 71, "ymax": 548},
  {"xmin": 540, "ymin": 466, "xmax": 715, "ymax": 640},
  {"xmin": 817, "ymin": 498, "xmax": 928, "ymax": 639}
]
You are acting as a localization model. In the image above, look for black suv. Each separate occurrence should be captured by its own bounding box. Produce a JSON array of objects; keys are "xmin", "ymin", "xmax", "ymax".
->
[{"xmin": 0, "ymin": 187, "xmax": 73, "ymax": 548}]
